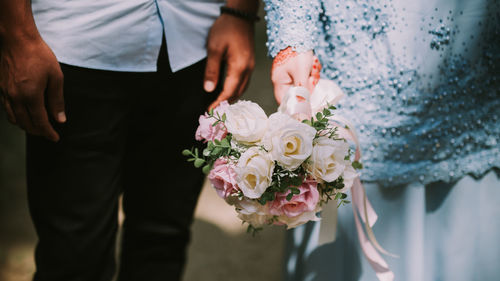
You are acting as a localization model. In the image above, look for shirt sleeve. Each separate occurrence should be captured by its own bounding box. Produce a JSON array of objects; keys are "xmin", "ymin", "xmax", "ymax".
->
[{"xmin": 263, "ymin": 0, "xmax": 321, "ymax": 57}]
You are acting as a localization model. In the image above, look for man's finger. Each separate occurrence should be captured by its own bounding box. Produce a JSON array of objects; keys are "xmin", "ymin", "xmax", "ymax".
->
[
  {"xmin": 11, "ymin": 100, "xmax": 35, "ymax": 133},
  {"xmin": 204, "ymin": 46, "xmax": 224, "ymax": 93},
  {"xmin": 1, "ymin": 94, "xmax": 17, "ymax": 124},
  {"xmin": 26, "ymin": 97, "xmax": 60, "ymax": 142},
  {"xmin": 237, "ymin": 72, "xmax": 251, "ymax": 99},
  {"xmin": 47, "ymin": 69, "xmax": 66, "ymax": 123},
  {"xmin": 3, "ymin": 98, "xmax": 17, "ymax": 124},
  {"xmin": 208, "ymin": 74, "xmax": 241, "ymax": 110}
]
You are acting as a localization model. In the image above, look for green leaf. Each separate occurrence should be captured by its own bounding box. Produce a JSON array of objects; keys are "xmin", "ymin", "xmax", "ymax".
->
[
  {"xmin": 352, "ymin": 161, "xmax": 363, "ymax": 169},
  {"xmin": 323, "ymin": 108, "xmax": 331, "ymax": 116},
  {"xmin": 221, "ymin": 113, "xmax": 227, "ymax": 122},
  {"xmin": 202, "ymin": 164, "xmax": 211, "ymax": 174},
  {"xmin": 286, "ymin": 193, "xmax": 294, "ymax": 201},
  {"xmin": 316, "ymin": 112, "xmax": 323, "ymax": 121},
  {"xmin": 182, "ymin": 149, "xmax": 192, "ymax": 156},
  {"xmin": 214, "ymin": 139, "xmax": 221, "ymax": 145},
  {"xmin": 221, "ymin": 138, "xmax": 230, "ymax": 147},
  {"xmin": 194, "ymin": 158, "xmax": 205, "ymax": 168},
  {"xmin": 212, "ymin": 147, "xmax": 222, "ymax": 156},
  {"xmin": 246, "ymin": 225, "xmax": 263, "ymax": 237}
]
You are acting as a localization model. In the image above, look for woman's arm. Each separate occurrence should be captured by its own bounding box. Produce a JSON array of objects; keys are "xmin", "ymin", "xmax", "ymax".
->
[{"xmin": 263, "ymin": 0, "xmax": 321, "ymax": 57}]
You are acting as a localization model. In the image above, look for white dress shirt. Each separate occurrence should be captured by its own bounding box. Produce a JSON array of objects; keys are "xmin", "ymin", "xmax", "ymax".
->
[{"xmin": 31, "ymin": 0, "xmax": 225, "ymax": 72}]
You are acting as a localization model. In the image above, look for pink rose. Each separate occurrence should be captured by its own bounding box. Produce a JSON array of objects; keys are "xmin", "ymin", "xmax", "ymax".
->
[
  {"xmin": 269, "ymin": 179, "xmax": 320, "ymax": 218},
  {"xmin": 208, "ymin": 158, "xmax": 239, "ymax": 199},
  {"xmin": 195, "ymin": 101, "xmax": 229, "ymax": 142}
]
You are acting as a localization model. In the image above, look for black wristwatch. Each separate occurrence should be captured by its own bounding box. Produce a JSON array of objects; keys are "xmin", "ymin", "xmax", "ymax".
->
[{"xmin": 220, "ymin": 6, "xmax": 260, "ymax": 22}]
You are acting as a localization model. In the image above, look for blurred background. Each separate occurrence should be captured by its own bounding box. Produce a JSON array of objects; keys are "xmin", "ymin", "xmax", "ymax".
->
[{"xmin": 0, "ymin": 8, "xmax": 285, "ymax": 281}]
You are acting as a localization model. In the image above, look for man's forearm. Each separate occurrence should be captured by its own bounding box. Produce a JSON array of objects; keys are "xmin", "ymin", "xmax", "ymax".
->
[{"xmin": 0, "ymin": 0, "xmax": 40, "ymax": 46}]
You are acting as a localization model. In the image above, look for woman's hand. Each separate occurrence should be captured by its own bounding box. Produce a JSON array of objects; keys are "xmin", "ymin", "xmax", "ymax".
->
[{"xmin": 271, "ymin": 47, "xmax": 321, "ymax": 104}]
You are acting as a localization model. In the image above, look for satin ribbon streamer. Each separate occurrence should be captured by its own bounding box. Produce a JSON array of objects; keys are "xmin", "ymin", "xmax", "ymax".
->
[{"xmin": 279, "ymin": 79, "xmax": 396, "ymax": 281}]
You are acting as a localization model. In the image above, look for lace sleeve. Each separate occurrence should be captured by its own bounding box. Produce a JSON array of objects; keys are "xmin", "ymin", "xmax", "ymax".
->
[{"xmin": 263, "ymin": 0, "xmax": 321, "ymax": 57}]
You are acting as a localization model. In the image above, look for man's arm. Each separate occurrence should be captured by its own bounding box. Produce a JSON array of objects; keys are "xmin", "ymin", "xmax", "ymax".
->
[
  {"xmin": 203, "ymin": 0, "xmax": 259, "ymax": 110},
  {"xmin": 0, "ymin": 0, "xmax": 66, "ymax": 142}
]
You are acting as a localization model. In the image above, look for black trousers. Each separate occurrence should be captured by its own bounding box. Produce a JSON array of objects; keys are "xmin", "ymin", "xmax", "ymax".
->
[{"xmin": 26, "ymin": 42, "xmax": 213, "ymax": 281}]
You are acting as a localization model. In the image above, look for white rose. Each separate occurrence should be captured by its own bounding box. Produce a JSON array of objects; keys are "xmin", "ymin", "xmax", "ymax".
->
[
  {"xmin": 263, "ymin": 112, "xmax": 317, "ymax": 171},
  {"xmin": 236, "ymin": 147, "xmax": 274, "ymax": 199},
  {"xmin": 224, "ymin": 100, "xmax": 268, "ymax": 143},
  {"xmin": 277, "ymin": 209, "xmax": 321, "ymax": 229},
  {"xmin": 306, "ymin": 137, "xmax": 350, "ymax": 183},
  {"xmin": 235, "ymin": 198, "xmax": 273, "ymax": 227}
]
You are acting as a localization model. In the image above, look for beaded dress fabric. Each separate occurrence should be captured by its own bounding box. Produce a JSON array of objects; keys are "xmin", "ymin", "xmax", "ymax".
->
[{"xmin": 264, "ymin": 0, "xmax": 500, "ymax": 187}]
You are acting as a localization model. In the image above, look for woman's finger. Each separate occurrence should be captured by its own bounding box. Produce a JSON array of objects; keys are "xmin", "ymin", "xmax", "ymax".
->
[
  {"xmin": 273, "ymin": 83, "xmax": 291, "ymax": 105},
  {"xmin": 310, "ymin": 55, "xmax": 321, "ymax": 90},
  {"xmin": 291, "ymin": 54, "xmax": 314, "ymax": 88}
]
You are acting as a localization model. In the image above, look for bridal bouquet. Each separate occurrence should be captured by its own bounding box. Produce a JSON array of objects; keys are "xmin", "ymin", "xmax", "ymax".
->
[{"xmin": 183, "ymin": 79, "xmax": 362, "ymax": 233}]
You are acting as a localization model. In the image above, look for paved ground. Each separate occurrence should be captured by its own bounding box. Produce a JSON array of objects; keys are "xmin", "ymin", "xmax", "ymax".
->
[{"xmin": 0, "ymin": 11, "xmax": 286, "ymax": 281}]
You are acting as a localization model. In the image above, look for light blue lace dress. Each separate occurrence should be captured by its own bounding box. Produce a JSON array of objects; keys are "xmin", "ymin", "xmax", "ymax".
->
[{"xmin": 263, "ymin": 0, "xmax": 500, "ymax": 280}]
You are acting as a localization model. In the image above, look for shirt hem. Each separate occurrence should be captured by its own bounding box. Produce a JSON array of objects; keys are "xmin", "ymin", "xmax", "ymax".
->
[{"xmin": 57, "ymin": 56, "xmax": 158, "ymax": 73}]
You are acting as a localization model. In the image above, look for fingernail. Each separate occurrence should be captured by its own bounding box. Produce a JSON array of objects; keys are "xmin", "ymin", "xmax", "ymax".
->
[
  {"xmin": 204, "ymin": 81, "xmax": 215, "ymax": 92},
  {"xmin": 58, "ymin": 112, "xmax": 67, "ymax": 123}
]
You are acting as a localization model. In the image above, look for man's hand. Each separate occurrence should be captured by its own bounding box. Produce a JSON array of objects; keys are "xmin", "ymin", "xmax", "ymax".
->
[
  {"xmin": 0, "ymin": 0, "xmax": 66, "ymax": 142},
  {"xmin": 0, "ymin": 37, "xmax": 66, "ymax": 142},
  {"xmin": 271, "ymin": 47, "xmax": 321, "ymax": 104},
  {"xmin": 204, "ymin": 6, "xmax": 256, "ymax": 110}
]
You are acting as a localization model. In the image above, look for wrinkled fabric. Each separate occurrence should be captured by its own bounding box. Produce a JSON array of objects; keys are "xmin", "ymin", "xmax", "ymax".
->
[
  {"xmin": 264, "ymin": 0, "xmax": 500, "ymax": 187},
  {"xmin": 32, "ymin": 0, "xmax": 224, "ymax": 72}
]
